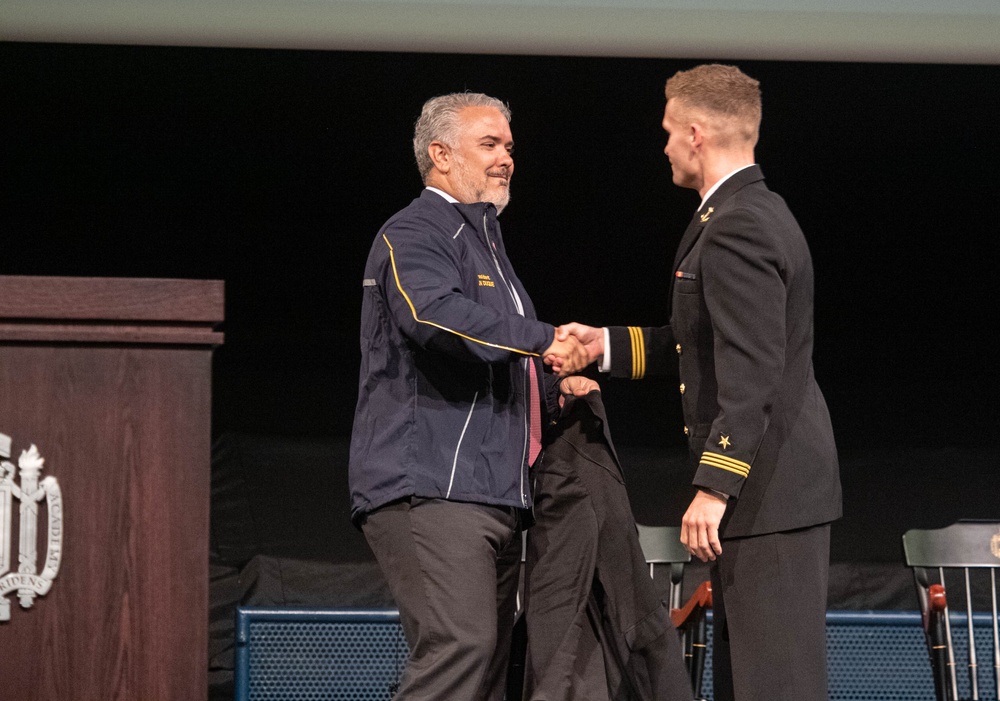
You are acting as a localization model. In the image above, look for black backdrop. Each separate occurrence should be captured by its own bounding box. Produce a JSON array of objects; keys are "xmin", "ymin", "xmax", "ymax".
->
[
  {"xmin": 3, "ymin": 40, "xmax": 997, "ymax": 698},
  {"xmin": 5, "ymin": 39, "xmax": 998, "ymax": 545},
  {"xmin": 5, "ymin": 43, "xmax": 996, "ymax": 438},
  {"xmin": 4, "ymin": 40, "xmax": 999, "ymax": 567}
]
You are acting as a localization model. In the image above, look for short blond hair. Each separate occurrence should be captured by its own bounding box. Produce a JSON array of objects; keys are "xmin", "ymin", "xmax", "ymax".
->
[{"xmin": 665, "ymin": 64, "xmax": 761, "ymax": 147}]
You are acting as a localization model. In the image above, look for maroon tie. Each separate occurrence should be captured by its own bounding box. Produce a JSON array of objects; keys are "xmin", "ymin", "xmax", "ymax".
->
[{"xmin": 528, "ymin": 359, "xmax": 542, "ymax": 466}]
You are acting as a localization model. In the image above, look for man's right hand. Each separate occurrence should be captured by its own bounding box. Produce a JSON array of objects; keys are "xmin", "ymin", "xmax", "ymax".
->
[
  {"xmin": 549, "ymin": 323, "xmax": 604, "ymax": 375},
  {"xmin": 542, "ymin": 333, "xmax": 589, "ymax": 376}
]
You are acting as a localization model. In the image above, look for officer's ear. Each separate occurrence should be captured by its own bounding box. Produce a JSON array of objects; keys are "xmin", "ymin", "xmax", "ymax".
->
[{"xmin": 689, "ymin": 121, "xmax": 705, "ymax": 150}]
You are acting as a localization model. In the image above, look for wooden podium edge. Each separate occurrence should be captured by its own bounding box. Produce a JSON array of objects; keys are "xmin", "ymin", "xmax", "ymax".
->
[
  {"xmin": 0, "ymin": 276, "xmax": 224, "ymax": 345},
  {"xmin": 0, "ymin": 276, "xmax": 224, "ymax": 324}
]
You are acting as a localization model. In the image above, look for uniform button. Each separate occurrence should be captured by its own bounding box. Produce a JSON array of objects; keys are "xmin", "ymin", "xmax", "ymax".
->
[
  {"xmin": 676, "ymin": 343, "xmax": 682, "ymax": 355},
  {"xmin": 679, "ymin": 383, "xmax": 686, "ymax": 395},
  {"xmin": 683, "ymin": 426, "xmax": 690, "ymax": 436}
]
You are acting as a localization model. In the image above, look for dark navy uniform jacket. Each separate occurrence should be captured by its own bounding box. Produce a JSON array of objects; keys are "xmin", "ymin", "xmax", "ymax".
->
[
  {"xmin": 349, "ymin": 189, "xmax": 558, "ymax": 524},
  {"xmin": 607, "ymin": 166, "xmax": 842, "ymax": 538}
]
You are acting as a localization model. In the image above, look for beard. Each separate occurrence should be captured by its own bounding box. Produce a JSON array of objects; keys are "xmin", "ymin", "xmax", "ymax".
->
[
  {"xmin": 486, "ymin": 181, "xmax": 511, "ymax": 215},
  {"xmin": 452, "ymin": 155, "xmax": 511, "ymax": 214}
]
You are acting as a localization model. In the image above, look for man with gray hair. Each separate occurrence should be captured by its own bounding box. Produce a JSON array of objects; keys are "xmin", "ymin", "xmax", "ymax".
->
[{"xmin": 349, "ymin": 92, "xmax": 591, "ymax": 700}]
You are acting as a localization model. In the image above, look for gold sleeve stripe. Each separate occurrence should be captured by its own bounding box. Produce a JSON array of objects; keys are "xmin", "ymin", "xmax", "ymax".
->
[
  {"xmin": 700, "ymin": 451, "xmax": 751, "ymax": 478},
  {"xmin": 628, "ymin": 326, "xmax": 645, "ymax": 379},
  {"xmin": 384, "ymin": 234, "xmax": 540, "ymax": 357}
]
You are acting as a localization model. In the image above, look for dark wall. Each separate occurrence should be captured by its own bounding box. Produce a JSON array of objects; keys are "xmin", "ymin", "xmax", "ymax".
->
[{"xmin": 3, "ymin": 43, "xmax": 997, "ymax": 553}]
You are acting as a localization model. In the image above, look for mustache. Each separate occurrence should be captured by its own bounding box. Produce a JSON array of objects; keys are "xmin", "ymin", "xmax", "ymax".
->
[{"xmin": 487, "ymin": 168, "xmax": 511, "ymax": 181}]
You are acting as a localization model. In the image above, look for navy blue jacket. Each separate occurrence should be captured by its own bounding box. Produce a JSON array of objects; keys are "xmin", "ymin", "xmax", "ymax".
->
[{"xmin": 349, "ymin": 189, "xmax": 557, "ymax": 524}]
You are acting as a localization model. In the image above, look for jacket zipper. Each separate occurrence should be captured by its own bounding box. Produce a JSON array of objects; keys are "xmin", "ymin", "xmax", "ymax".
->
[{"xmin": 482, "ymin": 209, "xmax": 530, "ymax": 508}]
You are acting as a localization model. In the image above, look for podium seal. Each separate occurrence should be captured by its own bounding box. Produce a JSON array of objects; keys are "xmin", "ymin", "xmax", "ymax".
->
[{"xmin": 0, "ymin": 434, "xmax": 63, "ymax": 622}]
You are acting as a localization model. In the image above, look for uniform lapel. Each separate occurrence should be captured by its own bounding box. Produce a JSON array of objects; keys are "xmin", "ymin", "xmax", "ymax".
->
[
  {"xmin": 670, "ymin": 165, "xmax": 765, "ymax": 276},
  {"xmin": 668, "ymin": 209, "xmax": 706, "ymax": 305},
  {"xmin": 672, "ymin": 210, "xmax": 706, "ymax": 274}
]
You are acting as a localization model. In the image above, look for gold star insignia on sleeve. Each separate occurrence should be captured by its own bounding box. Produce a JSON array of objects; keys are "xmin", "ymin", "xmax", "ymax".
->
[{"xmin": 718, "ymin": 434, "xmax": 731, "ymax": 449}]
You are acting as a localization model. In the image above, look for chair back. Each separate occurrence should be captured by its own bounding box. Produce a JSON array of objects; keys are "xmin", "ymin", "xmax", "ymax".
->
[
  {"xmin": 902, "ymin": 520, "xmax": 1000, "ymax": 701},
  {"xmin": 636, "ymin": 524, "xmax": 689, "ymax": 609},
  {"xmin": 636, "ymin": 523, "xmax": 710, "ymax": 700}
]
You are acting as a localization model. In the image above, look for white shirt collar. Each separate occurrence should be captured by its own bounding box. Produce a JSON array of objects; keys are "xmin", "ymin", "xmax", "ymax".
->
[
  {"xmin": 426, "ymin": 186, "xmax": 459, "ymax": 204},
  {"xmin": 699, "ymin": 164, "xmax": 756, "ymax": 211}
]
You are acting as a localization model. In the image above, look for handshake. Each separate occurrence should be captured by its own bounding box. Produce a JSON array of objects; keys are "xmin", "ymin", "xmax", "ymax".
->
[{"xmin": 542, "ymin": 322, "xmax": 604, "ymax": 377}]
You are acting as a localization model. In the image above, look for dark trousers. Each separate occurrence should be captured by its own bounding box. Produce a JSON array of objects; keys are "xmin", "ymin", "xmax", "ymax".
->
[
  {"xmin": 710, "ymin": 523, "xmax": 831, "ymax": 701},
  {"xmin": 523, "ymin": 394, "xmax": 693, "ymax": 701},
  {"xmin": 361, "ymin": 497, "xmax": 522, "ymax": 701}
]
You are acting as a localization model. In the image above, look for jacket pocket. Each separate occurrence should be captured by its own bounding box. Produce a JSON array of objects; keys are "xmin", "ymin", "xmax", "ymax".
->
[
  {"xmin": 673, "ymin": 276, "xmax": 701, "ymax": 296},
  {"xmin": 360, "ymin": 281, "xmax": 389, "ymax": 351}
]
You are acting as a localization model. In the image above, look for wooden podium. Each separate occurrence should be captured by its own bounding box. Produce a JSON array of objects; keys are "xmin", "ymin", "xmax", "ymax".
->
[{"xmin": 0, "ymin": 276, "xmax": 223, "ymax": 700}]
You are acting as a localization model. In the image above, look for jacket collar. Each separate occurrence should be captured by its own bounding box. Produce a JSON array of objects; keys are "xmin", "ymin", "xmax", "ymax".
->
[
  {"xmin": 671, "ymin": 165, "xmax": 765, "ymax": 274},
  {"xmin": 419, "ymin": 188, "xmax": 498, "ymax": 240},
  {"xmin": 700, "ymin": 164, "xmax": 764, "ymax": 214}
]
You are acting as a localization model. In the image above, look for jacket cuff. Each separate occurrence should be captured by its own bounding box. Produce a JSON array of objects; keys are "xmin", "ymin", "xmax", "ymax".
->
[
  {"xmin": 693, "ymin": 453, "xmax": 748, "ymax": 498},
  {"xmin": 606, "ymin": 326, "xmax": 646, "ymax": 379}
]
